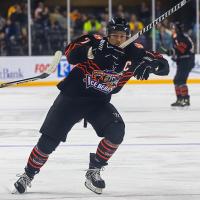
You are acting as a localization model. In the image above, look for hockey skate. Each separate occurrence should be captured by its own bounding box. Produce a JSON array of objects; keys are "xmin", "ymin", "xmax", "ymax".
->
[
  {"xmin": 85, "ymin": 153, "xmax": 107, "ymax": 194},
  {"xmin": 171, "ymin": 96, "xmax": 190, "ymax": 108},
  {"xmin": 12, "ymin": 173, "xmax": 33, "ymax": 194},
  {"xmin": 171, "ymin": 97, "xmax": 182, "ymax": 107},
  {"xmin": 180, "ymin": 96, "xmax": 190, "ymax": 107}
]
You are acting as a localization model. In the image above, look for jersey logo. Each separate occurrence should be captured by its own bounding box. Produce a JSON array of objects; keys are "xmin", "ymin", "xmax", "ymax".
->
[{"xmin": 84, "ymin": 70, "xmax": 122, "ymax": 94}]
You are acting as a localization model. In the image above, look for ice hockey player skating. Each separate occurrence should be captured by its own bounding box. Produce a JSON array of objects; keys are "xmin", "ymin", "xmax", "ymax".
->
[
  {"xmin": 167, "ymin": 21, "xmax": 195, "ymax": 107},
  {"xmin": 13, "ymin": 17, "xmax": 169, "ymax": 195}
]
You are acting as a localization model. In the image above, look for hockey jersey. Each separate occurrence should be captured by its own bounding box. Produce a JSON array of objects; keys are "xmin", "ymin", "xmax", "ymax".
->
[
  {"xmin": 172, "ymin": 32, "xmax": 194, "ymax": 58},
  {"xmin": 57, "ymin": 34, "xmax": 168, "ymax": 99}
]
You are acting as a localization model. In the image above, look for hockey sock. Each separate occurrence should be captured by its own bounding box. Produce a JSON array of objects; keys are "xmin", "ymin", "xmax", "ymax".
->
[
  {"xmin": 180, "ymin": 84, "xmax": 189, "ymax": 97},
  {"xmin": 25, "ymin": 145, "xmax": 49, "ymax": 178},
  {"xmin": 175, "ymin": 85, "xmax": 181, "ymax": 98},
  {"xmin": 96, "ymin": 138, "xmax": 119, "ymax": 163}
]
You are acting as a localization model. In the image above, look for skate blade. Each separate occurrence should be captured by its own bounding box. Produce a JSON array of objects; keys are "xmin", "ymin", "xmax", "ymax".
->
[
  {"xmin": 171, "ymin": 106, "xmax": 190, "ymax": 111},
  {"xmin": 11, "ymin": 185, "xmax": 19, "ymax": 194},
  {"xmin": 85, "ymin": 179, "xmax": 103, "ymax": 194}
]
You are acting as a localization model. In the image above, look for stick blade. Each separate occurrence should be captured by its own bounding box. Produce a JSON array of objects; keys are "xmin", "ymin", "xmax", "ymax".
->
[
  {"xmin": 0, "ymin": 51, "xmax": 62, "ymax": 88},
  {"xmin": 45, "ymin": 51, "xmax": 62, "ymax": 74}
]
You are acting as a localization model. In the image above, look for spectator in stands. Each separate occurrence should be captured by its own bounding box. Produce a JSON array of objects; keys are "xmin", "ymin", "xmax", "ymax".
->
[
  {"xmin": 3, "ymin": 18, "xmax": 23, "ymax": 55},
  {"xmin": 116, "ymin": 4, "xmax": 125, "ymax": 18},
  {"xmin": 3, "ymin": 18, "xmax": 19, "ymax": 41},
  {"xmin": 70, "ymin": 9, "xmax": 81, "ymax": 25},
  {"xmin": 155, "ymin": 1, "xmax": 162, "ymax": 18},
  {"xmin": 98, "ymin": 13, "xmax": 109, "ymax": 36},
  {"xmin": 83, "ymin": 15, "xmax": 101, "ymax": 35},
  {"xmin": 50, "ymin": 6, "xmax": 67, "ymax": 29},
  {"xmin": 71, "ymin": 13, "xmax": 88, "ymax": 40},
  {"xmin": 7, "ymin": 3, "xmax": 19, "ymax": 18},
  {"xmin": 48, "ymin": 20, "xmax": 64, "ymax": 53},
  {"xmin": 192, "ymin": 12, "xmax": 200, "ymax": 45},
  {"xmin": 129, "ymin": 14, "xmax": 149, "ymax": 47},
  {"xmin": 0, "ymin": 13, "xmax": 6, "ymax": 31},
  {"xmin": 72, "ymin": 13, "xmax": 87, "ymax": 40},
  {"xmin": 1, "ymin": 2, "xmax": 28, "ymax": 56},
  {"xmin": 32, "ymin": 2, "xmax": 49, "ymax": 56},
  {"xmin": 0, "ymin": 13, "xmax": 6, "ymax": 55},
  {"xmin": 10, "ymin": 4, "xmax": 27, "ymax": 32},
  {"xmin": 139, "ymin": 1, "xmax": 151, "ymax": 25},
  {"xmin": 34, "ymin": 2, "xmax": 44, "ymax": 21},
  {"xmin": 129, "ymin": 14, "xmax": 144, "ymax": 35},
  {"xmin": 156, "ymin": 22, "xmax": 172, "ymax": 51}
]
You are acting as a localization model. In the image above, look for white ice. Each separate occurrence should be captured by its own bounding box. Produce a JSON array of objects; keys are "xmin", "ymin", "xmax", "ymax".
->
[{"xmin": 0, "ymin": 84, "xmax": 200, "ymax": 200}]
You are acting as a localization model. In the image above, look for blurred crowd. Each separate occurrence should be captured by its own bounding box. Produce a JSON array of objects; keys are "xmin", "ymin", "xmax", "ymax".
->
[
  {"xmin": 0, "ymin": 1, "xmax": 197, "ymax": 56},
  {"xmin": 0, "ymin": 3, "xmax": 28, "ymax": 56}
]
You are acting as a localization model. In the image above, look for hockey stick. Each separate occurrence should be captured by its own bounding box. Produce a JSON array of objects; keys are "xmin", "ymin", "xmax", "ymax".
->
[
  {"xmin": 120, "ymin": 0, "xmax": 191, "ymax": 48},
  {"xmin": 0, "ymin": 51, "xmax": 62, "ymax": 88}
]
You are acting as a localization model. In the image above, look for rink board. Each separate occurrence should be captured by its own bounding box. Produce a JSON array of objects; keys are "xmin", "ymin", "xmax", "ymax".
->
[{"xmin": 0, "ymin": 55, "xmax": 200, "ymax": 86}]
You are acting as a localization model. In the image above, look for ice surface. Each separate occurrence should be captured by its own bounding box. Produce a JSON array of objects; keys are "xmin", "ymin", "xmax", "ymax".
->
[{"xmin": 0, "ymin": 84, "xmax": 200, "ymax": 200}]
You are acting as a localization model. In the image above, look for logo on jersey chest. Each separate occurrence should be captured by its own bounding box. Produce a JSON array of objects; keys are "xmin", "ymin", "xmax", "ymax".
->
[{"xmin": 84, "ymin": 70, "xmax": 122, "ymax": 94}]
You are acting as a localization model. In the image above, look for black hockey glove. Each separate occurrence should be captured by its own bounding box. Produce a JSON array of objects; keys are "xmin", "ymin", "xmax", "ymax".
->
[
  {"xmin": 150, "ymin": 59, "xmax": 169, "ymax": 76},
  {"xmin": 145, "ymin": 51, "xmax": 169, "ymax": 76},
  {"xmin": 133, "ymin": 59, "xmax": 152, "ymax": 80},
  {"xmin": 92, "ymin": 39, "xmax": 124, "ymax": 67},
  {"xmin": 133, "ymin": 52, "xmax": 169, "ymax": 80}
]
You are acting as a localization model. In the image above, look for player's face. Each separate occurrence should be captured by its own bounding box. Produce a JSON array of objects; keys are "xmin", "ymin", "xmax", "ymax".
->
[{"xmin": 108, "ymin": 31, "xmax": 128, "ymax": 46}]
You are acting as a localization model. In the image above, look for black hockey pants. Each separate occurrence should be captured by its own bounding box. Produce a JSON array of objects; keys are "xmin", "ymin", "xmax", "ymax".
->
[{"xmin": 38, "ymin": 93, "xmax": 125, "ymax": 154}]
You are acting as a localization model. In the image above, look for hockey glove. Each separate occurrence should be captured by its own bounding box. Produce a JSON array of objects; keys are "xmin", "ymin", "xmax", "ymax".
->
[
  {"xmin": 150, "ymin": 59, "xmax": 169, "ymax": 76},
  {"xmin": 133, "ymin": 54, "xmax": 169, "ymax": 80},
  {"xmin": 133, "ymin": 60, "xmax": 152, "ymax": 80},
  {"xmin": 145, "ymin": 51, "xmax": 169, "ymax": 76}
]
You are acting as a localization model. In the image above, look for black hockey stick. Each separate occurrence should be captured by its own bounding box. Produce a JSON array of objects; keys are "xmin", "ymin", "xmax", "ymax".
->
[
  {"xmin": 120, "ymin": 0, "xmax": 191, "ymax": 48},
  {"xmin": 0, "ymin": 51, "xmax": 62, "ymax": 88}
]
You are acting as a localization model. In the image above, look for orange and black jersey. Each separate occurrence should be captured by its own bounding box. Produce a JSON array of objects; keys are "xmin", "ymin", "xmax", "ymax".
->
[
  {"xmin": 172, "ymin": 32, "xmax": 194, "ymax": 58},
  {"xmin": 57, "ymin": 34, "xmax": 167, "ymax": 98}
]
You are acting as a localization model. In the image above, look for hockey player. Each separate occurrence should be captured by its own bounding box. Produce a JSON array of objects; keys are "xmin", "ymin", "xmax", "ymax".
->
[
  {"xmin": 13, "ymin": 17, "xmax": 169, "ymax": 195},
  {"xmin": 167, "ymin": 22, "xmax": 195, "ymax": 107}
]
